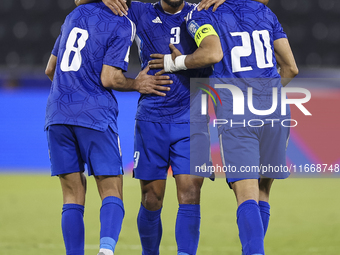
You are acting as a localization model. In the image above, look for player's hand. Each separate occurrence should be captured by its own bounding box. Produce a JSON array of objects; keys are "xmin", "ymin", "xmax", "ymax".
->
[
  {"xmin": 103, "ymin": 0, "xmax": 128, "ymax": 16},
  {"xmin": 169, "ymin": 43, "xmax": 182, "ymax": 61},
  {"xmin": 148, "ymin": 54, "xmax": 166, "ymax": 76},
  {"xmin": 149, "ymin": 44, "xmax": 183, "ymax": 75},
  {"xmin": 135, "ymin": 66, "xmax": 173, "ymax": 96},
  {"xmin": 198, "ymin": 0, "xmax": 225, "ymax": 12}
]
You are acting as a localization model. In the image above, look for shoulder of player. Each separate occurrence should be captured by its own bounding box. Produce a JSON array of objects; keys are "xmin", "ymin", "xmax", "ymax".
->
[
  {"xmin": 128, "ymin": 1, "xmax": 154, "ymax": 19},
  {"xmin": 106, "ymin": 15, "xmax": 136, "ymax": 41},
  {"xmin": 70, "ymin": 2, "xmax": 117, "ymax": 22},
  {"xmin": 122, "ymin": 15, "xmax": 136, "ymax": 41},
  {"xmin": 249, "ymin": 0, "xmax": 275, "ymax": 16},
  {"xmin": 130, "ymin": 1, "xmax": 153, "ymax": 10},
  {"xmin": 185, "ymin": 2, "xmax": 198, "ymax": 9},
  {"xmin": 257, "ymin": 4, "xmax": 280, "ymax": 25},
  {"xmin": 187, "ymin": 4, "xmax": 213, "ymax": 22}
]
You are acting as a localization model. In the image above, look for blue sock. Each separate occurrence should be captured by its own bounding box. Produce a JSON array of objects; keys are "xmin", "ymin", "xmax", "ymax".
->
[
  {"xmin": 61, "ymin": 204, "xmax": 85, "ymax": 255},
  {"xmin": 259, "ymin": 201, "xmax": 270, "ymax": 237},
  {"xmin": 175, "ymin": 204, "xmax": 201, "ymax": 255},
  {"xmin": 237, "ymin": 200, "xmax": 264, "ymax": 255},
  {"xmin": 137, "ymin": 203, "xmax": 162, "ymax": 255},
  {"xmin": 100, "ymin": 196, "xmax": 125, "ymax": 253}
]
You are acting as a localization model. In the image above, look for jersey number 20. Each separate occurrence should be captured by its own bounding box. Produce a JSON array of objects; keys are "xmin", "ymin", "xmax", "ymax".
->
[
  {"xmin": 230, "ymin": 30, "xmax": 273, "ymax": 73},
  {"xmin": 61, "ymin": 27, "xmax": 89, "ymax": 72}
]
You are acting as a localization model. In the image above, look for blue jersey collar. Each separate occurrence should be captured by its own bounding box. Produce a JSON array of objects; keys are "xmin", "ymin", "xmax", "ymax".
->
[{"xmin": 154, "ymin": 1, "xmax": 190, "ymax": 15}]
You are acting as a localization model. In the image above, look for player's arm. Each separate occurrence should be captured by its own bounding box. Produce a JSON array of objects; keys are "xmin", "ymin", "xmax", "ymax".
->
[
  {"xmin": 274, "ymin": 38, "xmax": 299, "ymax": 86},
  {"xmin": 74, "ymin": 0, "xmax": 90, "ymax": 6},
  {"xmin": 46, "ymin": 31, "xmax": 61, "ymax": 81},
  {"xmin": 45, "ymin": 54, "xmax": 57, "ymax": 81},
  {"xmin": 101, "ymin": 65, "xmax": 172, "ymax": 96},
  {"xmin": 75, "ymin": 0, "xmax": 128, "ymax": 16},
  {"xmin": 254, "ymin": 0, "xmax": 269, "ymax": 5},
  {"xmin": 149, "ymin": 25, "xmax": 222, "ymax": 75},
  {"xmin": 184, "ymin": 33, "xmax": 222, "ymax": 69}
]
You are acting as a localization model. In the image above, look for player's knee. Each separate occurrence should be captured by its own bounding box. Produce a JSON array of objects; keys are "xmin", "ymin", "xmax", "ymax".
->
[
  {"xmin": 141, "ymin": 190, "xmax": 164, "ymax": 210},
  {"xmin": 259, "ymin": 178, "xmax": 274, "ymax": 194},
  {"xmin": 95, "ymin": 175, "xmax": 123, "ymax": 200},
  {"xmin": 177, "ymin": 184, "xmax": 201, "ymax": 204},
  {"xmin": 59, "ymin": 174, "xmax": 86, "ymax": 204},
  {"xmin": 259, "ymin": 184, "xmax": 270, "ymax": 195},
  {"xmin": 61, "ymin": 185, "xmax": 86, "ymax": 205}
]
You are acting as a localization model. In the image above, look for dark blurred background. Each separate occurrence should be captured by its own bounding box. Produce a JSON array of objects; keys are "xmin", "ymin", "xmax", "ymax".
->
[{"xmin": 1, "ymin": 0, "xmax": 340, "ymax": 74}]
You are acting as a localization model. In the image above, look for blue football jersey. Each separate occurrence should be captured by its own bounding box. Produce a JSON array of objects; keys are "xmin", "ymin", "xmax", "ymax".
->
[
  {"xmin": 128, "ymin": 1, "xmax": 211, "ymax": 123},
  {"xmin": 187, "ymin": 0, "xmax": 286, "ymax": 79},
  {"xmin": 45, "ymin": 2, "xmax": 135, "ymax": 132},
  {"xmin": 186, "ymin": 0, "xmax": 290, "ymax": 131}
]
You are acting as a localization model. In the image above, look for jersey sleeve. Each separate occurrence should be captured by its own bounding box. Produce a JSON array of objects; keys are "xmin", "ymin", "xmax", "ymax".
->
[
  {"xmin": 51, "ymin": 25, "xmax": 63, "ymax": 56},
  {"xmin": 128, "ymin": 1, "xmax": 147, "ymax": 25},
  {"xmin": 103, "ymin": 17, "xmax": 136, "ymax": 72},
  {"xmin": 272, "ymin": 12, "xmax": 287, "ymax": 41},
  {"xmin": 186, "ymin": 8, "xmax": 218, "ymax": 47}
]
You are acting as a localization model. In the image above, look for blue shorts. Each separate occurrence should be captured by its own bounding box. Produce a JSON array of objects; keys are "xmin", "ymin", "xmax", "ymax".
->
[
  {"xmin": 133, "ymin": 120, "xmax": 212, "ymax": 180},
  {"xmin": 46, "ymin": 124, "xmax": 123, "ymax": 176},
  {"xmin": 219, "ymin": 124, "xmax": 290, "ymax": 183}
]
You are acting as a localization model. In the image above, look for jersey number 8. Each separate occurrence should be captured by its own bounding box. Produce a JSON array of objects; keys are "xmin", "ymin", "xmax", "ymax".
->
[{"xmin": 61, "ymin": 27, "xmax": 89, "ymax": 72}]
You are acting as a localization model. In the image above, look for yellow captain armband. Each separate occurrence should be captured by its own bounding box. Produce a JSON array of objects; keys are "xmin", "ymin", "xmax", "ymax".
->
[{"xmin": 194, "ymin": 24, "xmax": 219, "ymax": 47}]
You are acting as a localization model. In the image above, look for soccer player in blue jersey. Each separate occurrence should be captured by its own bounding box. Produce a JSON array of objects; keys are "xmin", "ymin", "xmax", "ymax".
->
[
  {"xmin": 149, "ymin": 0, "xmax": 298, "ymax": 254},
  {"xmin": 74, "ymin": 0, "xmax": 223, "ymax": 254},
  {"xmin": 44, "ymin": 2, "xmax": 172, "ymax": 255}
]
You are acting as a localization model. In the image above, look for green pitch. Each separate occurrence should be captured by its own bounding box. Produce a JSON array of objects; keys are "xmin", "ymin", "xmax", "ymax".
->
[{"xmin": 0, "ymin": 174, "xmax": 339, "ymax": 255}]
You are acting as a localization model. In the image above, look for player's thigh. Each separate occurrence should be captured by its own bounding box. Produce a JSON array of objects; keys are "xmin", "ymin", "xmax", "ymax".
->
[
  {"xmin": 219, "ymin": 127, "xmax": 260, "ymax": 183},
  {"xmin": 46, "ymin": 124, "xmax": 85, "ymax": 176},
  {"xmin": 133, "ymin": 120, "xmax": 171, "ymax": 181},
  {"xmin": 74, "ymin": 126, "xmax": 123, "ymax": 177},
  {"xmin": 95, "ymin": 175, "xmax": 123, "ymax": 200},
  {"xmin": 259, "ymin": 124, "xmax": 290, "ymax": 179}
]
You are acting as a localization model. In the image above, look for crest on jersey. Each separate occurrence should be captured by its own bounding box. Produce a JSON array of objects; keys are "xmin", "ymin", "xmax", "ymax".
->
[{"xmin": 187, "ymin": 20, "xmax": 200, "ymax": 38}]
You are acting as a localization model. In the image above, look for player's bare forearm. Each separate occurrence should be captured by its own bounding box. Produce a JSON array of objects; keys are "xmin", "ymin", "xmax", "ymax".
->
[
  {"xmin": 185, "ymin": 35, "xmax": 223, "ymax": 69},
  {"xmin": 274, "ymin": 38, "xmax": 299, "ymax": 86},
  {"xmin": 253, "ymin": 0, "xmax": 269, "ymax": 6},
  {"xmin": 149, "ymin": 37, "xmax": 222, "ymax": 75},
  {"xmin": 75, "ymin": 0, "xmax": 95, "ymax": 6},
  {"xmin": 101, "ymin": 65, "xmax": 139, "ymax": 91},
  {"xmin": 101, "ymin": 65, "xmax": 172, "ymax": 96},
  {"xmin": 45, "ymin": 54, "xmax": 57, "ymax": 81}
]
